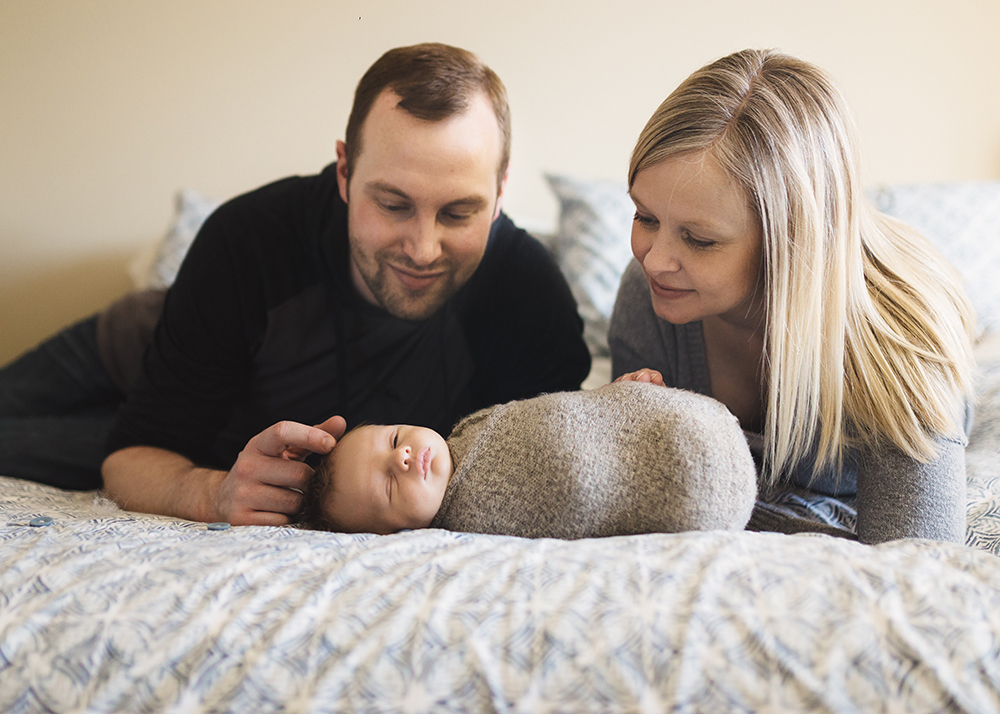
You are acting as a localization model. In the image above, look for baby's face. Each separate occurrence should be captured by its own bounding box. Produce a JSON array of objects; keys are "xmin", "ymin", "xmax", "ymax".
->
[{"xmin": 323, "ymin": 424, "xmax": 453, "ymax": 534}]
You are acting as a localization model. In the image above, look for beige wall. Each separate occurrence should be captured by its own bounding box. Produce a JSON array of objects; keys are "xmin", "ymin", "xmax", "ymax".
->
[{"xmin": 3, "ymin": 0, "xmax": 999, "ymax": 366}]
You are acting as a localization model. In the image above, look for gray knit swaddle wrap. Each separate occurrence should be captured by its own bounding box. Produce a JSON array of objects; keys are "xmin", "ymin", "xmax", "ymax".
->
[{"xmin": 429, "ymin": 382, "xmax": 757, "ymax": 539}]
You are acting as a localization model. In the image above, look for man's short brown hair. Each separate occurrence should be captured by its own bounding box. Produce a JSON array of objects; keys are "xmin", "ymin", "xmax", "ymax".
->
[{"xmin": 343, "ymin": 42, "xmax": 511, "ymax": 192}]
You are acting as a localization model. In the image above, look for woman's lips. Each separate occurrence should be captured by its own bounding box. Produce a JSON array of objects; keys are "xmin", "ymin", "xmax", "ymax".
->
[{"xmin": 648, "ymin": 275, "xmax": 694, "ymax": 299}]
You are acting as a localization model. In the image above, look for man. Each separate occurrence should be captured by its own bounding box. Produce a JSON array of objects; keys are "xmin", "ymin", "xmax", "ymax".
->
[{"xmin": 98, "ymin": 43, "xmax": 590, "ymax": 525}]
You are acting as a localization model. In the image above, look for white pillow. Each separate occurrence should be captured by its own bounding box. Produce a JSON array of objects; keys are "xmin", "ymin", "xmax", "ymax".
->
[
  {"xmin": 544, "ymin": 174, "xmax": 634, "ymax": 357},
  {"xmin": 129, "ymin": 189, "xmax": 221, "ymax": 289}
]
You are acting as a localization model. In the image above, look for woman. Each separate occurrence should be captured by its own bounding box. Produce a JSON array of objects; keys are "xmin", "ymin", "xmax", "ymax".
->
[{"xmin": 609, "ymin": 49, "xmax": 977, "ymax": 545}]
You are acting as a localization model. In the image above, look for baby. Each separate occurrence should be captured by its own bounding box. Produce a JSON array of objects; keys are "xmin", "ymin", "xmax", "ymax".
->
[{"xmin": 301, "ymin": 381, "xmax": 758, "ymax": 539}]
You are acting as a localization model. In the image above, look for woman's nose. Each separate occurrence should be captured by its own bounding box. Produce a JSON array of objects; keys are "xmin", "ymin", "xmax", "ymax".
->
[
  {"xmin": 632, "ymin": 226, "xmax": 680, "ymax": 274},
  {"xmin": 643, "ymin": 236, "xmax": 681, "ymax": 273}
]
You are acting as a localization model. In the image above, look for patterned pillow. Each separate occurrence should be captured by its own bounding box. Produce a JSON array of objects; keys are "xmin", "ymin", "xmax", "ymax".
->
[
  {"xmin": 130, "ymin": 189, "xmax": 221, "ymax": 289},
  {"xmin": 545, "ymin": 174, "xmax": 634, "ymax": 357},
  {"xmin": 871, "ymin": 181, "xmax": 1000, "ymax": 335}
]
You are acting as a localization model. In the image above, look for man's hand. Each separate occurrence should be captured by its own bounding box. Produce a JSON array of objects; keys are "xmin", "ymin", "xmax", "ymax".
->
[
  {"xmin": 219, "ymin": 416, "xmax": 347, "ymax": 526},
  {"xmin": 102, "ymin": 416, "xmax": 347, "ymax": 526},
  {"xmin": 614, "ymin": 368, "xmax": 665, "ymax": 386}
]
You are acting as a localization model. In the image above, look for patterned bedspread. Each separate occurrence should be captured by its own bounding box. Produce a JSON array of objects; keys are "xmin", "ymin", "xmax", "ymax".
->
[
  {"xmin": 2, "ymin": 475, "xmax": 1000, "ymax": 713},
  {"xmin": 3, "ymin": 337, "xmax": 1000, "ymax": 712}
]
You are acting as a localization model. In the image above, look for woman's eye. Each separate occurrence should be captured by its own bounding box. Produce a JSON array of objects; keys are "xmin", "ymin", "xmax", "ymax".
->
[
  {"xmin": 633, "ymin": 212, "xmax": 657, "ymax": 228},
  {"xmin": 683, "ymin": 231, "xmax": 716, "ymax": 250}
]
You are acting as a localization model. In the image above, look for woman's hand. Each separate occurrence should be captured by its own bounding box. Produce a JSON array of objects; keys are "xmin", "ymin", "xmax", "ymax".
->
[{"xmin": 614, "ymin": 368, "xmax": 665, "ymax": 386}]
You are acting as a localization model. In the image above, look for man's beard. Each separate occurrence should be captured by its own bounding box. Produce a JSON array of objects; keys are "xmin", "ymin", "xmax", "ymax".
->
[{"xmin": 350, "ymin": 244, "xmax": 464, "ymax": 321}]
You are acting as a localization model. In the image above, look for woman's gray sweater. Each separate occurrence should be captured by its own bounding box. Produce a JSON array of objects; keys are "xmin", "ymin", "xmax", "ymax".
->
[{"xmin": 607, "ymin": 259, "xmax": 968, "ymax": 545}]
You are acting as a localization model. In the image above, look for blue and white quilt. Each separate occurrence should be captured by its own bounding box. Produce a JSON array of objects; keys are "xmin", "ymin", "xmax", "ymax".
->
[
  {"xmin": 2, "ymin": 339, "xmax": 1000, "ymax": 713},
  {"xmin": 2, "ymin": 477, "xmax": 1000, "ymax": 713}
]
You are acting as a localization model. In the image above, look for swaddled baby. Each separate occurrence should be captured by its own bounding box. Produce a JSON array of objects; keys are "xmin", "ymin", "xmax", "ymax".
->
[{"xmin": 302, "ymin": 382, "xmax": 757, "ymax": 538}]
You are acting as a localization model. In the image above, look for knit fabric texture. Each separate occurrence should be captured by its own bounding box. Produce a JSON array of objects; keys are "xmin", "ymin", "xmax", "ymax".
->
[{"xmin": 429, "ymin": 382, "xmax": 757, "ymax": 539}]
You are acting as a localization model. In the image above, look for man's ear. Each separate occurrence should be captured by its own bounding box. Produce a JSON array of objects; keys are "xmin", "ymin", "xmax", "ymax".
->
[
  {"xmin": 335, "ymin": 140, "xmax": 350, "ymax": 204},
  {"xmin": 493, "ymin": 165, "xmax": 510, "ymax": 221}
]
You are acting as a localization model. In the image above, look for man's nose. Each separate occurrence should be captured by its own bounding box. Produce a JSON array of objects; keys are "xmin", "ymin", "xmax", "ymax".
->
[{"xmin": 402, "ymin": 215, "xmax": 444, "ymax": 267}]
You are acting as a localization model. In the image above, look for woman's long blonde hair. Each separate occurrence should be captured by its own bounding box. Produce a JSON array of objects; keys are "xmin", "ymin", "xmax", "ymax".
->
[{"xmin": 630, "ymin": 49, "xmax": 977, "ymax": 486}]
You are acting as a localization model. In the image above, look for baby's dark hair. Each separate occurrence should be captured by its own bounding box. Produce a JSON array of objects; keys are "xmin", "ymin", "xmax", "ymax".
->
[
  {"xmin": 298, "ymin": 451, "xmax": 338, "ymax": 531},
  {"xmin": 298, "ymin": 422, "xmax": 371, "ymax": 532}
]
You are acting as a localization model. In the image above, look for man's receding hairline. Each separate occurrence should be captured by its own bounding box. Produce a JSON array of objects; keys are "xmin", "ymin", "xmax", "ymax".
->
[{"xmin": 348, "ymin": 89, "xmax": 507, "ymax": 193}]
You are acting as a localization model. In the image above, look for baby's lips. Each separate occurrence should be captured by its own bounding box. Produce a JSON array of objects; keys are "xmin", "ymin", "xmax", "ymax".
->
[{"xmin": 416, "ymin": 446, "xmax": 432, "ymax": 478}]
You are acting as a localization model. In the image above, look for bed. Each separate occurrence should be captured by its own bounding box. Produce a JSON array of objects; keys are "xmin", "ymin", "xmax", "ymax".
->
[{"xmin": 2, "ymin": 178, "xmax": 1000, "ymax": 712}]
